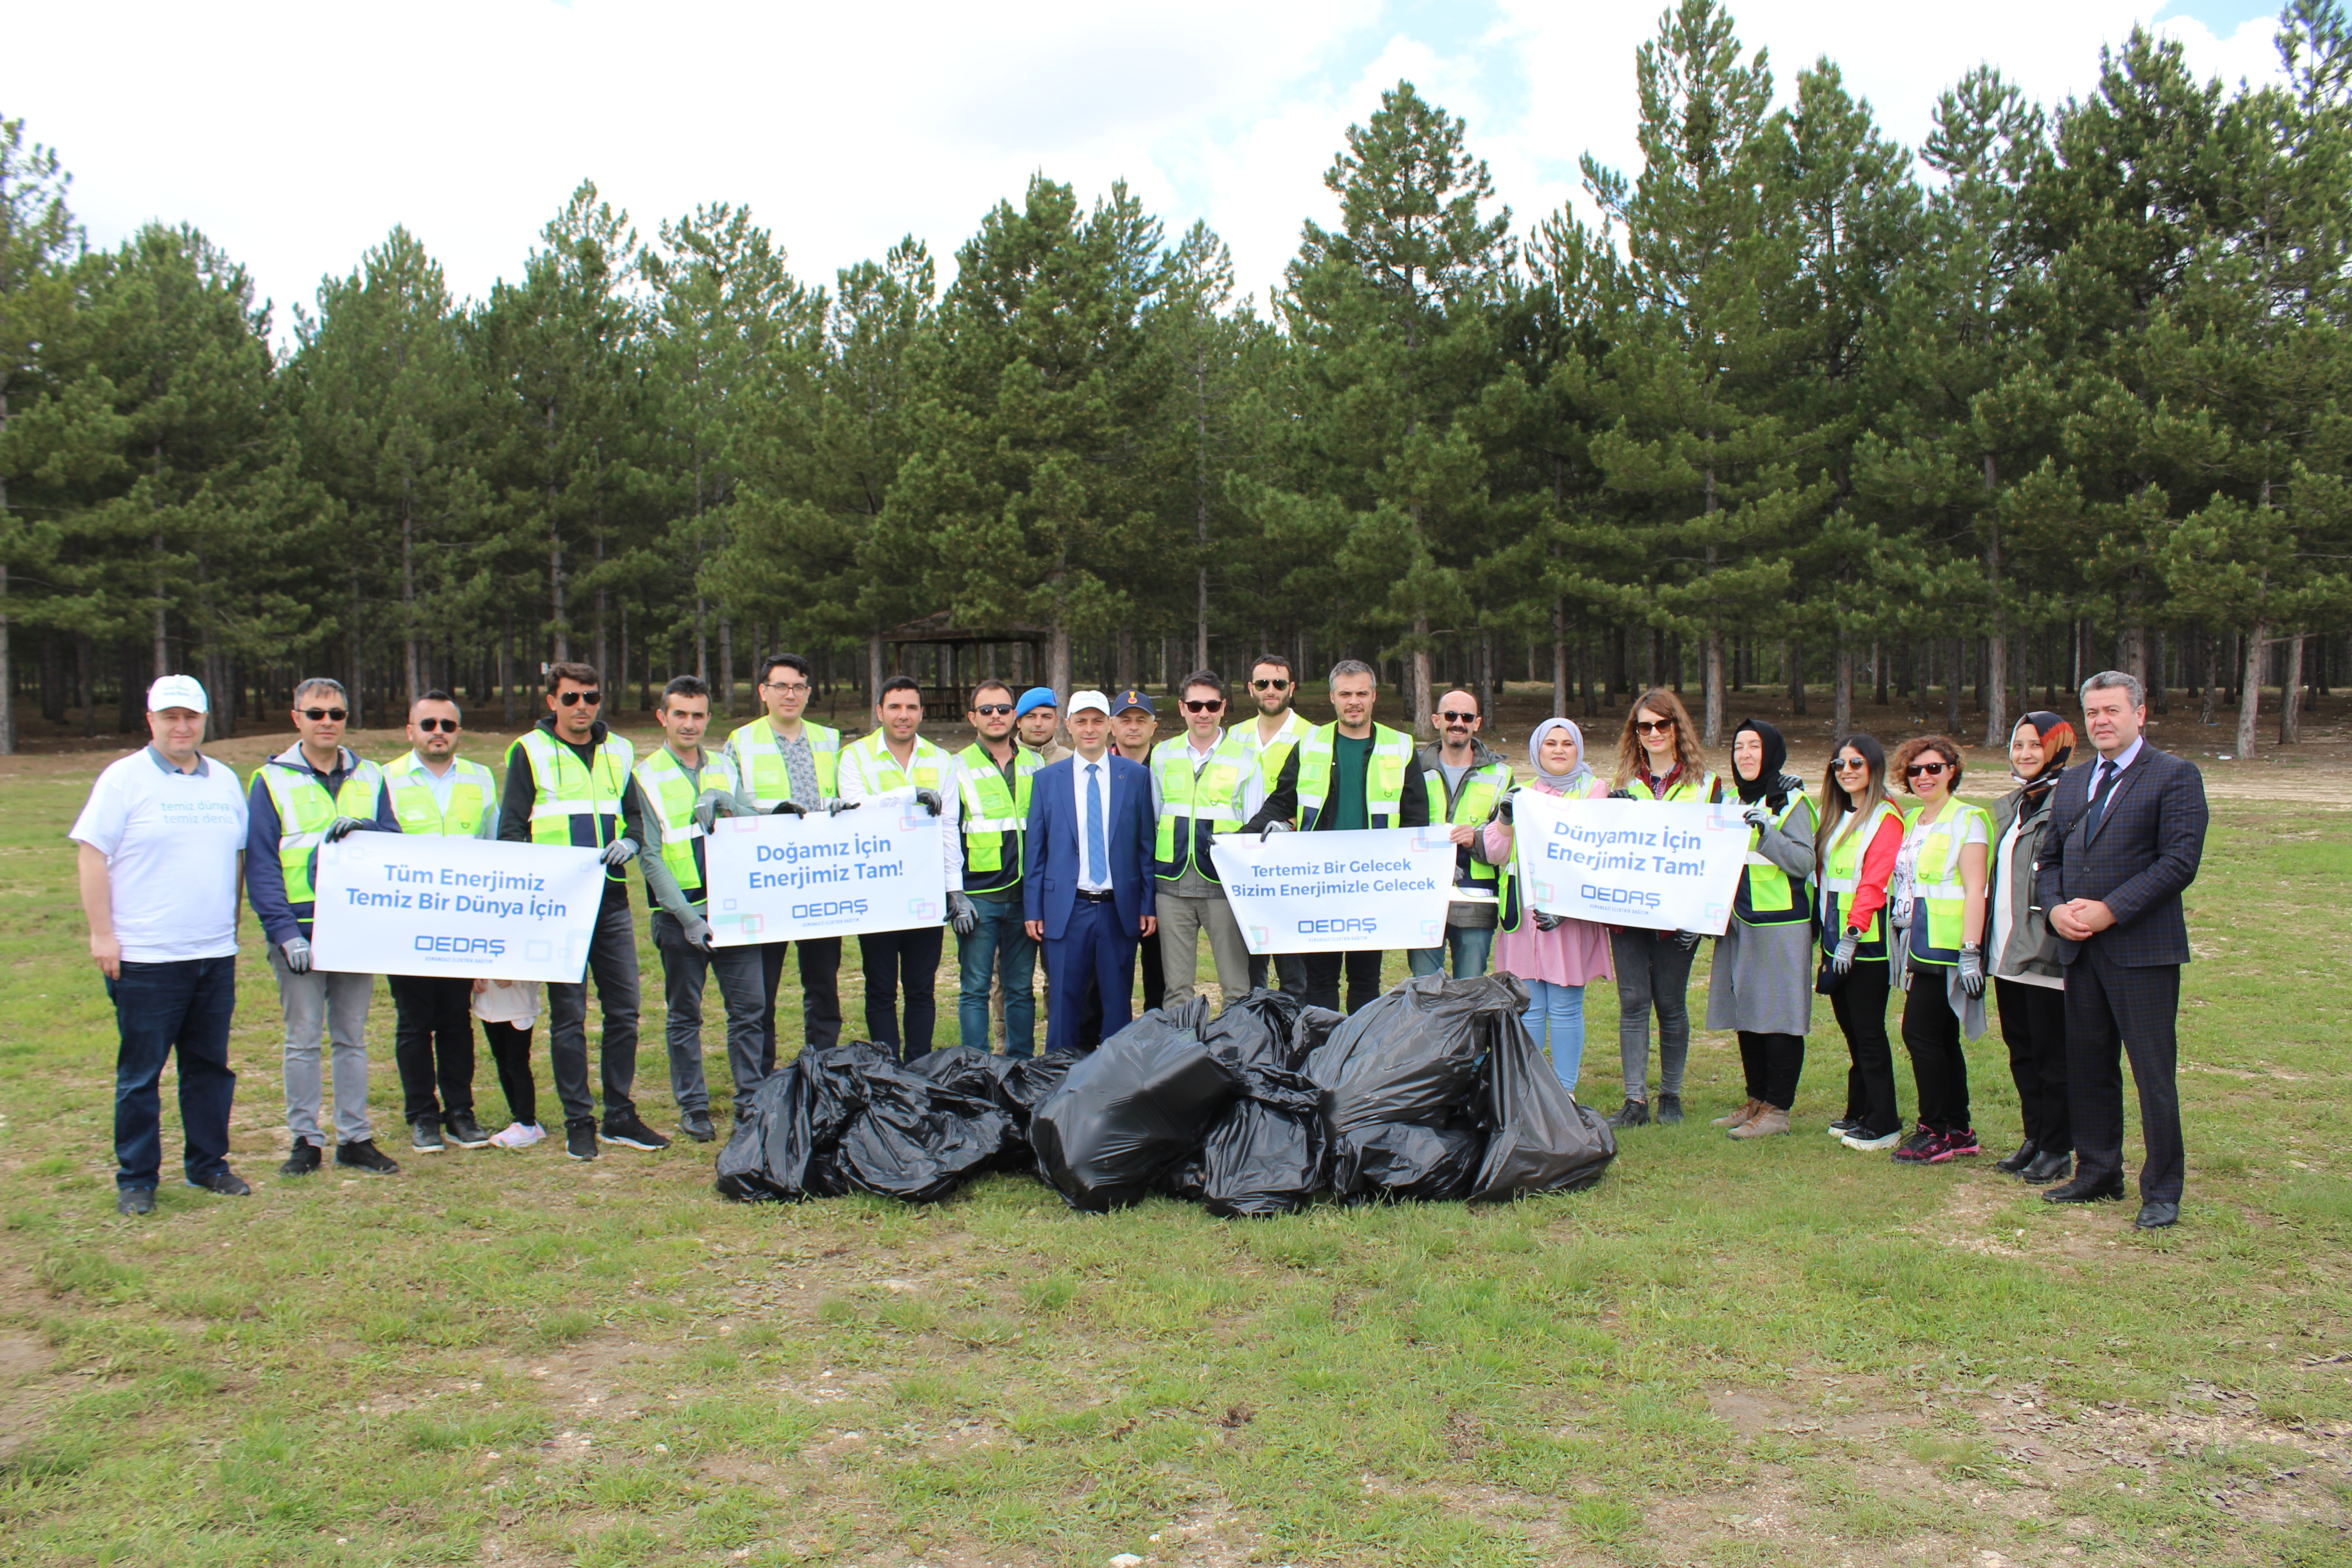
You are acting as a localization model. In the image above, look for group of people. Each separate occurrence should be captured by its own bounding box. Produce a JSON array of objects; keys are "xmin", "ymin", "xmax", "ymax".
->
[{"xmin": 76, "ymin": 655, "xmax": 2206, "ymax": 1232}]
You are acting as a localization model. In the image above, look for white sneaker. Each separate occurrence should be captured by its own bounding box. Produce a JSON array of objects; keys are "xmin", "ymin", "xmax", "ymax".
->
[
  {"xmin": 489, "ymin": 1122, "xmax": 545, "ymax": 1149},
  {"xmin": 1841, "ymin": 1128, "xmax": 1903, "ymax": 1151}
]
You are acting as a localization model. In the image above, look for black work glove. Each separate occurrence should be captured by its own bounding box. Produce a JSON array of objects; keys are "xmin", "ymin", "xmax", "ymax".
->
[
  {"xmin": 323, "ymin": 815, "xmax": 368, "ymax": 843},
  {"xmin": 1606, "ymin": 788, "xmax": 1633, "ymax": 801},
  {"xmin": 770, "ymin": 800, "xmax": 807, "ymax": 817},
  {"xmin": 913, "ymin": 788, "xmax": 943, "ymax": 817},
  {"xmin": 1532, "ymin": 910, "xmax": 1561, "ymax": 932}
]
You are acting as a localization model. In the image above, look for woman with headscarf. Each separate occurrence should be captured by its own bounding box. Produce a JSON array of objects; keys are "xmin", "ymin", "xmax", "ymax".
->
[
  {"xmin": 1705, "ymin": 721, "xmax": 1817, "ymax": 1139},
  {"xmin": 1989, "ymin": 712, "xmax": 2076, "ymax": 1184},
  {"xmin": 1475, "ymin": 719, "xmax": 1614, "ymax": 1097},
  {"xmin": 1817, "ymin": 733, "xmax": 1908, "ymax": 1151}
]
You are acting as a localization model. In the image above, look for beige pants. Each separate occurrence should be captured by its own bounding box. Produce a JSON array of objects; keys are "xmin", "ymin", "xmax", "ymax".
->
[{"xmin": 1155, "ymin": 890, "xmax": 1252, "ymax": 1008}]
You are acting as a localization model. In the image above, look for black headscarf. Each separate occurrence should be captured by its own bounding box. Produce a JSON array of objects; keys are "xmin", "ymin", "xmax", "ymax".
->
[{"xmin": 1732, "ymin": 719, "xmax": 1790, "ymax": 809}]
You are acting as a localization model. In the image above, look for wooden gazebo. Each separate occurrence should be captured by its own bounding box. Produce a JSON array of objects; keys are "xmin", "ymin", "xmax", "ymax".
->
[{"xmin": 883, "ymin": 612, "xmax": 1049, "ymax": 714}]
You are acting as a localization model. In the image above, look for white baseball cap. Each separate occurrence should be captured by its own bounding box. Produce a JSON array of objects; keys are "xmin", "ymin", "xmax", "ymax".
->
[
  {"xmin": 147, "ymin": 674, "xmax": 209, "ymax": 715},
  {"xmin": 1066, "ymin": 689, "xmax": 1111, "ymax": 718}
]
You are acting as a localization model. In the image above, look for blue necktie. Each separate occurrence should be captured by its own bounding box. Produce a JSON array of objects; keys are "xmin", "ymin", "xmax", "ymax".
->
[
  {"xmin": 2083, "ymin": 759, "xmax": 2117, "ymax": 833},
  {"xmin": 1085, "ymin": 762, "xmax": 1107, "ymax": 886}
]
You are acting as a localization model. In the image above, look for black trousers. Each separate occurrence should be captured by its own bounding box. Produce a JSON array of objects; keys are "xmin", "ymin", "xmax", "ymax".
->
[
  {"xmin": 1304, "ymin": 950, "xmax": 1384, "ymax": 1014},
  {"xmin": 2064, "ymin": 951, "xmax": 2185, "ymax": 1204},
  {"xmin": 1737, "ymin": 1031, "xmax": 1804, "ymax": 1111},
  {"xmin": 1901, "ymin": 973, "xmax": 1972, "ymax": 1132},
  {"xmin": 1246, "ymin": 950, "xmax": 1310, "ymax": 996},
  {"xmin": 858, "ymin": 927, "xmax": 944, "ymax": 1063},
  {"xmin": 1079, "ymin": 929, "xmax": 1163, "ymax": 1047},
  {"xmin": 479, "ymin": 1019, "xmax": 537, "ymax": 1127},
  {"xmin": 1831, "ymin": 960, "xmax": 1900, "ymax": 1137},
  {"xmin": 759, "ymin": 936, "xmax": 843, "ymax": 1070},
  {"xmin": 390, "ymin": 972, "xmax": 476, "ymax": 1122},
  {"xmin": 1994, "ymin": 977, "xmax": 2070, "ymax": 1153}
]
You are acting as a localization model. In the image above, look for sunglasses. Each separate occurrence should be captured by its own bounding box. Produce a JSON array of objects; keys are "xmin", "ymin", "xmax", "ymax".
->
[
  {"xmin": 1251, "ymin": 678, "xmax": 1289, "ymax": 690},
  {"xmin": 558, "ymin": 690, "xmax": 602, "ymax": 706},
  {"xmin": 1437, "ymin": 710, "xmax": 1478, "ymax": 723},
  {"xmin": 1183, "ymin": 699, "xmax": 1224, "ymax": 713},
  {"xmin": 1833, "ymin": 758, "xmax": 1871, "ymax": 771},
  {"xmin": 299, "ymin": 707, "xmax": 348, "ymax": 723},
  {"xmin": 414, "ymin": 718, "xmax": 458, "ymax": 734},
  {"xmin": 1906, "ymin": 761, "xmax": 1949, "ymax": 778},
  {"xmin": 972, "ymin": 703, "xmax": 1014, "ymax": 716},
  {"xmin": 1634, "ymin": 718, "xmax": 1676, "ymax": 734}
]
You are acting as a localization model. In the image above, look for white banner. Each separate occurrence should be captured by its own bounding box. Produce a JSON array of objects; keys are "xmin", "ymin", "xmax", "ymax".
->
[
  {"xmin": 1509, "ymin": 792, "xmax": 1749, "ymax": 935},
  {"xmin": 1208, "ymin": 826, "xmax": 1457, "ymax": 955},
  {"xmin": 704, "ymin": 795, "xmax": 946, "ymax": 947},
  {"xmin": 310, "ymin": 835, "xmax": 608, "ymax": 983}
]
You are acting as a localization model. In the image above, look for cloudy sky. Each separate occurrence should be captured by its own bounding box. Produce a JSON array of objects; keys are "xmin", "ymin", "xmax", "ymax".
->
[{"xmin": 5, "ymin": 0, "xmax": 2293, "ymax": 332}]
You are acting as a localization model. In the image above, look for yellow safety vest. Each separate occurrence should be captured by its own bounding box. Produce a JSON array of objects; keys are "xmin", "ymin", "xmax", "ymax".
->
[
  {"xmin": 1903, "ymin": 798, "xmax": 1994, "ymax": 966},
  {"xmin": 1734, "ymin": 791, "xmax": 1816, "ymax": 927},
  {"xmin": 255, "ymin": 750, "xmax": 390, "ymax": 915},
  {"xmin": 1239, "ymin": 709, "xmax": 1313, "ymax": 793},
  {"xmin": 1421, "ymin": 754, "xmax": 1513, "ymax": 889},
  {"xmin": 954, "ymin": 742, "xmax": 1039, "ymax": 894},
  {"xmin": 512, "ymin": 727, "xmax": 634, "ymax": 882},
  {"xmin": 1819, "ymin": 799, "xmax": 1904, "ymax": 959},
  {"xmin": 725, "ymin": 717, "xmax": 840, "ymax": 810},
  {"xmin": 634, "ymin": 746, "xmax": 740, "ymax": 901},
  {"xmin": 1624, "ymin": 768, "xmax": 1724, "ymax": 804},
  {"xmin": 843, "ymin": 729, "xmax": 947, "ymax": 794},
  {"xmin": 1152, "ymin": 730, "xmax": 1251, "ymax": 882},
  {"xmin": 1295, "ymin": 722, "xmax": 1413, "ymax": 830},
  {"xmin": 382, "ymin": 752, "xmax": 495, "ymax": 839}
]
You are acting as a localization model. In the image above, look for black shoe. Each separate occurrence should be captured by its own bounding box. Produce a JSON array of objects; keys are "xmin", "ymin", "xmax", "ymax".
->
[
  {"xmin": 444, "ymin": 1110, "xmax": 490, "ymax": 1148},
  {"xmin": 409, "ymin": 1115, "xmax": 446, "ymax": 1154},
  {"xmin": 116, "ymin": 1187, "xmax": 156, "ymax": 1216},
  {"xmin": 1607, "ymin": 1098, "xmax": 1650, "ymax": 1129},
  {"xmin": 2021, "ymin": 1149, "xmax": 2073, "ymax": 1185},
  {"xmin": 680, "ymin": 1109, "xmax": 716, "ymax": 1144},
  {"xmin": 600, "ymin": 1110, "xmax": 671, "ymax": 1152},
  {"xmin": 1996, "ymin": 1139, "xmax": 2040, "ymax": 1174},
  {"xmin": 186, "ymin": 1168, "xmax": 251, "ymax": 1197},
  {"xmin": 564, "ymin": 1119, "xmax": 599, "ymax": 1161},
  {"xmin": 1655, "ymin": 1093, "xmax": 1684, "ymax": 1126},
  {"xmin": 1825, "ymin": 1117, "xmax": 1861, "ymax": 1139},
  {"xmin": 2042, "ymin": 1173, "xmax": 2127, "ymax": 1205},
  {"xmin": 280, "ymin": 1139, "xmax": 323, "ymax": 1177},
  {"xmin": 2135, "ymin": 1200, "xmax": 2180, "ymax": 1230},
  {"xmin": 335, "ymin": 1139, "xmax": 401, "ymax": 1175}
]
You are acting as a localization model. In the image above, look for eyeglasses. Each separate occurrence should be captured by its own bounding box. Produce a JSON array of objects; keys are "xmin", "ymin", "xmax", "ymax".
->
[
  {"xmin": 972, "ymin": 703, "xmax": 1014, "ymax": 716},
  {"xmin": 1906, "ymin": 761, "xmax": 1949, "ymax": 779},
  {"xmin": 1251, "ymin": 678, "xmax": 1289, "ymax": 691},
  {"xmin": 299, "ymin": 707, "xmax": 348, "ymax": 723},
  {"xmin": 1634, "ymin": 718, "xmax": 1676, "ymax": 735},
  {"xmin": 558, "ymin": 690, "xmax": 602, "ymax": 707},
  {"xmin": 1183, "ymin": 699, "xmax": 1224, "ymax": 713},
  {"xmin": 1833, "ymin": 758, "xmax": 1870, "ymax": 772},
  {"xmin": 1437, "ymin": 710, "xmax": 1478, "ymax": 724},
  {"xmin": 414, "ymin": 718, "xmax": 458, "ymax": 734},
  {"xmin": 762, "ymin": 681, "xmax": 809, "ymax": 695}
]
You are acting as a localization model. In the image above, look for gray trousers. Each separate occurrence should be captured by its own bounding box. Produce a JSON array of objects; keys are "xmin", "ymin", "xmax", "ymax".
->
[
  {"xmin": 1155, "ymin": 888, "xmax": 1252, "ymax": 1008},
  {"xmin": 1609, "ymin": 928, "xmax": 1697, "ymax": 1102},
  {"xmin": 270, "ymin": 943, "xmax": 374, "ymax": 1146},
  {"xmin": 546, "ymin": 892, "xmax": 640, "ymax": 1126},
  {"xmin": 652, "ymin": 908, "xmax": 766, "ymax": 1117}
]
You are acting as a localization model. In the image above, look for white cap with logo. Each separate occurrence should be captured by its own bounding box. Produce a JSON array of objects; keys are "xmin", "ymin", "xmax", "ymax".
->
[
  {"xmin": 147, "ymin": 674, "xmax": 210, "ymax": 715},
  {"xmin": 1066, "ymin": 689, "xmax": 1111, "ymax": 718}
]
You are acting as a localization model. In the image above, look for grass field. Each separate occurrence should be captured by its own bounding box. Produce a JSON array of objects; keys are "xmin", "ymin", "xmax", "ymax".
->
[{"xmin": 2, "ymin": 726, "xmax": 2348, "ymax": 1568}]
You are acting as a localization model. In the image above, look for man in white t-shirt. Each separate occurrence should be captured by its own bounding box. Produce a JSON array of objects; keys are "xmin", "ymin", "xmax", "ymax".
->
[{"xmin": 70, "ymin": 675, "xmax": 252, "ymax": 1215}]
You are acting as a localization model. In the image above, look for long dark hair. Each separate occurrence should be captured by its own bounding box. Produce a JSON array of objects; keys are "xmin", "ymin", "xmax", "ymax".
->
[{"xmin": 1817, "ymin": 733, "xmax": 1888, "ymax": 873}]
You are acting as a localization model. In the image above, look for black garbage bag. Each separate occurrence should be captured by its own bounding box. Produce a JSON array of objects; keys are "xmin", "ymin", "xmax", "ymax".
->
[
  {"xmin": 1308, "ymin": 972, "xmax": 1529, "ymax": 1135},
  {"xmin": 1031, "ymin": 1006, "xmax": 1242, "ymax": 1210},
  {"xmin": 903, "ymin": 1045, "xmax": 1004, "ymax": 1101},
  {"xmin": 1290, "ymin": 1005, "xmax": 1347, "ymax": 1070},
  {"xmin": 1330, "ymin": 1119, "xmax": 1484, "ymax": 1202},
  {"xmin": 906, "ymin": 1045, "xmax": 1078, "ymax": 1171},
  {"xmin": 1468, "ymin": 1014, "xmax": 1617, "ymax": 1200},
  {"xmin": 1200, "ymin": 987, "xmax": 1302, "ymax": 1068},
  {"xmin": 835, "ymin": 1057, "xmax": 1015, "ymax": 1204},
  {"xmin": 714, "ymin": 1040, "xmax": 895, "ymax": 1202},
  {"xmin": 1200, "ymin": 1065, "xmax": 1327, "ymax": 1217}
]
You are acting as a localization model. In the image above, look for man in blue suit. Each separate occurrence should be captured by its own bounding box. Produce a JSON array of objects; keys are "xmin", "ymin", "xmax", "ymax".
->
[{"xmin": 1024, "ymin": 690, "xmax": 1157, "ymax": 1054}]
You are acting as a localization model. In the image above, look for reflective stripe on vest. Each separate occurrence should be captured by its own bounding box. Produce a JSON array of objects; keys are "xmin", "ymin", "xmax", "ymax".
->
[
  {"xmin": 256, "ymin": 755, "xmax": 389, "ymax": 914},
  {"xmin": 1423, "ymin": 758, "xmax": 1511, "ymax": 887},
  {"xmin": 514, "ymin": 729, "xmax": 635, "ymax": 879},
  {"xmin": 1819, "ymin": 799, "xmax": 1904, "ymax": 958},
  {"xmin": 382, "ymin": 753, "xmax": 495, "ymax": 839},
  {"xmin": 955, "ymin": 742, "xmax": 1038, "ymax": 893},
  {"xmin": 725, "ymin": 718, "xmax": 840, "ymax": 810},
  {"xmin": 1625, "ymin": 769, "xmax": 1722, "ymax": 804},
  {"xmin": 1734, "ymin": 791, "xmax": 1816, "ymax": 926},
  {"xmin": 634, "ymin": 747, "xmax": 739, "ymax": 900},
  {"xmin": 846, "ymin": 730, "xmax": 946, "ymax": 794},
  {"xmin": 1904, "ymin": 799, "xmax": 1993, "ymax": 966},
  {"xmin": 1244, "ymin": 709, "xmax": 1313, "ymax": 792},
  {"xmin": 1295, "ymin": 723, "xmax": 1413, "ymax": 830},
  {"xmin": 1152, "ymin": 731, "xmax": 1250, "ymax": 881}
]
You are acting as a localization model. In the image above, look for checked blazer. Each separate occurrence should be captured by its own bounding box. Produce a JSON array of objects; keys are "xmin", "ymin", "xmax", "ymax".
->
[{"xmin": 2037, "ymin": 744, "xmax": 2209, "ymax": 968}]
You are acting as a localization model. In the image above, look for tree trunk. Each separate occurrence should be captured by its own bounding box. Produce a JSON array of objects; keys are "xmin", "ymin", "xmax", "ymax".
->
[
  {"xmin": 1833, "ymin": 638, "xmax": 1853, "ymax": 740},
  {"xmin": 348, "ymin": 570, "xmax": 366, "ymax": 731},
  {"xmin": 1550, "ymin": 597, "xmax": 1568, "ymax": 719},
  {"xmin": 2236, "ymin": 622, "xmax": 2265, "ymax": 757},
  {"xmin": 2280, "ymin": 633, "xmax": 2304, "ymax": 745},
  {"xmin": 2199, "ymin": 627, "xmax": 2218, "ymax": 727},
  {"xmin": 1786, "ymin": 637, "xmax": 1806, "ymax": 716},
  {"xmin": 1703, "ymin": 626, "xmax": 1725, "ymax": 747},
  {"xmin": 1116, "ymin": 624, "xmax": 1135, "ymax": 691},
  {"xmin": 2117, "ymin": 625, "xmax": 2146, "ymax": 689},
  {"xmin": 868, "ymin": 631, "xmax": 887, "ymax": 707},
  {"xmin": 718, "ymin": 616, "xmax": 734, "ymax": 718},
  {"xmin": 401, "ymin": 485, "xmax": 420, "ymax": 706}
]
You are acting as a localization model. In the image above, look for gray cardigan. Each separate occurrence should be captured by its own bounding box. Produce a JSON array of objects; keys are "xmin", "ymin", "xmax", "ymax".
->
[{"xmin": 1988, "ymin": 784, "xmax": 2063, "ymax": 983}]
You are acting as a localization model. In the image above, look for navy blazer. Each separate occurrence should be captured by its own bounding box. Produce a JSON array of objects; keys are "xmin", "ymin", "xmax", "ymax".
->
[
  {"xmin": 2038, "ymin": 744, "xmax": 2209, "ymax": 968},
  {"xmin": 1022, "ymin": 753, "xmax": 1157, "ymax": 941}
]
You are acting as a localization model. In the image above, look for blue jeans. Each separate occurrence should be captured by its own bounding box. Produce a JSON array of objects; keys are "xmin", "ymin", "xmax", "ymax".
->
[
  {"xmin": 1408, "ymin": 925, "xmax": 1495, "ymax": 980},
  {"xmin": 957, "ymin": 892, "xmax": 1037, "ymax": 1057},
  {"xmin": 107, "ymin": 956, "xmax": 238, "ymax": 1191},
  {"xmin": 1522, "ymin": 979, "xmax": 1587, "ymax": 1096}
]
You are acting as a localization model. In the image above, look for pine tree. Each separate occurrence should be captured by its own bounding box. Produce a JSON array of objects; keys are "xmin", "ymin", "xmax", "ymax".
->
[{"xmin": 0, "ymin": 115, "xmax": 77, "ymax": 750}]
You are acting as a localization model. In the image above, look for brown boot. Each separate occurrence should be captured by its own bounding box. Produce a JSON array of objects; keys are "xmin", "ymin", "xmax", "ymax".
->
[
  {"xmin": 1712, "ymin": 1098, "xmax": 1762, "ymax": 1128},
  {"xmin": 1728, "ymin": 1105, "xmax": 1791, "ymax": 1139}
]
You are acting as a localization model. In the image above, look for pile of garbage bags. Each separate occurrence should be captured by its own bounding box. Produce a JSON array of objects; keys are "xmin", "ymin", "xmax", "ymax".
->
[{"xmin": 716, "ymin": 974, "xmax": 1614, "ymax": 1214}]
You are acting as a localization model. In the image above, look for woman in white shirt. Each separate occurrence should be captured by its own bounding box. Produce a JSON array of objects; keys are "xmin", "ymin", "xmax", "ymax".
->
[{"xmin": 1987, "ymin": 713, "xmax": 2075, "ymax": 1185}]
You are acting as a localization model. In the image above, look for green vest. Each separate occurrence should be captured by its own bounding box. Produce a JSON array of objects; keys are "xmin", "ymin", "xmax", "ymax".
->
[
  {"xmin": 1903, "ymin": 798, "xmax": 1994, "ymax": 967},
  {"xmin": 382, "ymin": 752, "xmax": 495, "ymax": 839},
  {"xmin": 1152, "ymin": 730, "xmax": 1251, "ymax": 882},
  {"xmin": 634, "ymin": 746, "xmax": 740, "ymax": 901},
  {"xmin": 255, "ymin": 751, "xmax": 390, "ymax": 916},
  {"xmin": 955, "ymin": 742, "xmax": 1039, "ymax": 894},
  {"xmin": 1422, "ymin": 755, "xmax": 1513, "ymax": 889},
  {"xmin": 513, "ymin": 728, "xmax": 635, "ymax": 881},
  {"xmin": 1734, "ymin": 792, "xmax": 1816, "ymax": 927},
  {"xmin": 1624, "ymin": 768, "xmax": 1723, "ymax": 804},
  {"xmin": 1242, "ymin": 709, "xmax": 1313, "ymax": 792},
  {"xmin": 725, "ymin": 717, "xmax": 840, "ymax": 810},
  {"xmin": 844, "ymin": 729, "xmax": 947, "ymax": 794},
  {"xmin": 1820, "ymin": 799, "xmax": 1904, "ymax": 959},
  {"xmin": 1295, "ymin": 723, "xmax": 1413, "ymax": 830}
]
